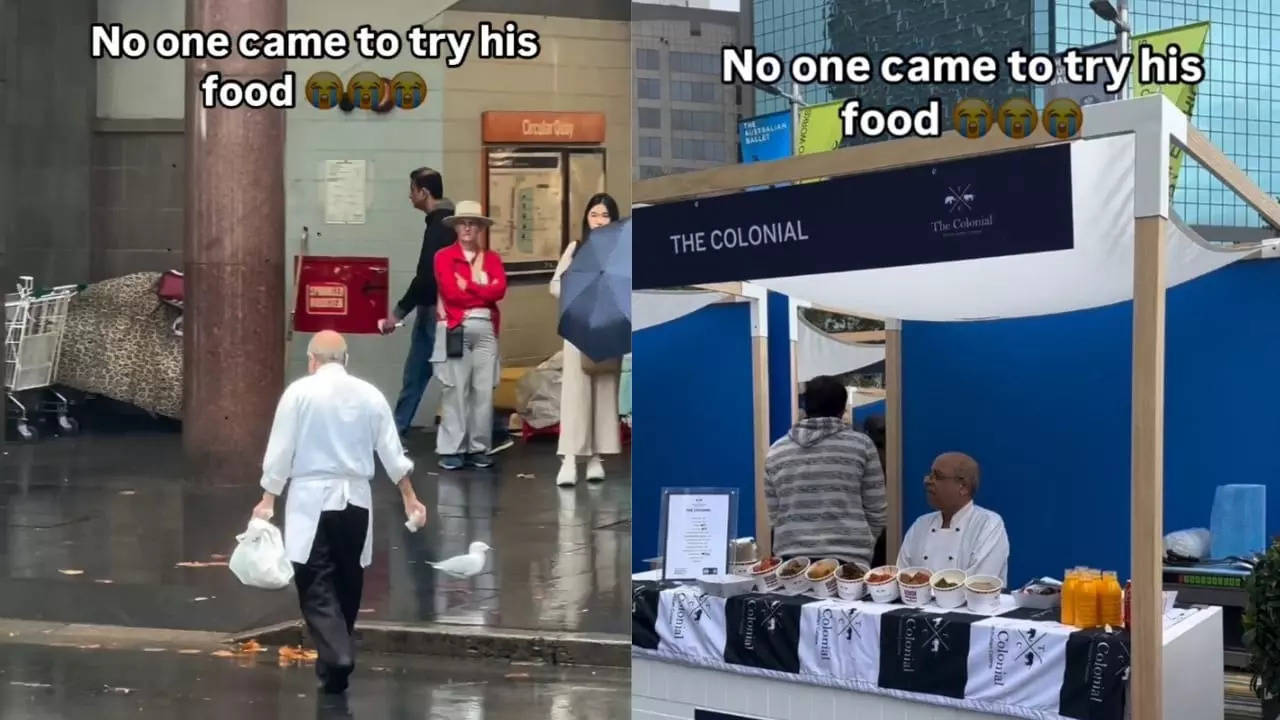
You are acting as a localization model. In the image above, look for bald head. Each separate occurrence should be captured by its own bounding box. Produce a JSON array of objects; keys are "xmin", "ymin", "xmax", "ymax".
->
[
  {"xmin": 307, "ymin": 330, "xmax": 348, "ymax": 368},
  {"xmin": 925, "ymin": 451, "xmax": 981, "ymax": 514}
]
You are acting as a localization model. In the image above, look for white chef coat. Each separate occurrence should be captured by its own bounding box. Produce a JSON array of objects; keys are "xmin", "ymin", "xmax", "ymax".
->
[
  {"xmin": 896, "ymin": 501, "xmax": 1009, "ymax": 585},
  {"xmin": 260, "ymin": 363, "xmax": 415, "ymax": 568}
]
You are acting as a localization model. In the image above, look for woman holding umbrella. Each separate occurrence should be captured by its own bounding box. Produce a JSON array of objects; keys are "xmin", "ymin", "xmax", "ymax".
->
[{"xmin": 549, "ymin": 193, "xmax": 622, "ymax": 486}]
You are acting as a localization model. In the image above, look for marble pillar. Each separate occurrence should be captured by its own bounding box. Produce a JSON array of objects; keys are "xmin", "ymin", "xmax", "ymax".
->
[{"xmin": 183, "ymin": 0, "xmax": 286, "ymax": 482}]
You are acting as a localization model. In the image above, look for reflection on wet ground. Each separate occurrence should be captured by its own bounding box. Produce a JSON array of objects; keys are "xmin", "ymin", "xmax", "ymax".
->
[
  {"xmin": 0, "ymin": 642, "xmax": 628, "ymax": 720},
  {"xmin": 0, "ymin": 431, "xmax": 630, "ymax": 636}
]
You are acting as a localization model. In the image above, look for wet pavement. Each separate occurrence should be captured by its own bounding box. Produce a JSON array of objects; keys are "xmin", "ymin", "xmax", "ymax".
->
[
  {"xmin": 0, "ymin": 642, "xmax": 628, "ymax": 719},
  {"xmin": 0, "ymin": 426, "xmax": 630, "ymax": 637}
]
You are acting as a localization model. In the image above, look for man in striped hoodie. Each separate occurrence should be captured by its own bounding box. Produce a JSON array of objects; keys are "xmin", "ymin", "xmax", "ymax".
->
[{"xmin": 765, "ymin": 376, "xmax": 886, "ymax": 568}]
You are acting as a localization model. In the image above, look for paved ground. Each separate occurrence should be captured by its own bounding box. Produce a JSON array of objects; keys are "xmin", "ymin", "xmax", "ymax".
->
[
  {"xmin": 0, "ymin": 642, "xmax": 628, "ymax": 719},
  {"xmin": 0, "ymin": 417, "xmax": 631, "ymax": 638}
]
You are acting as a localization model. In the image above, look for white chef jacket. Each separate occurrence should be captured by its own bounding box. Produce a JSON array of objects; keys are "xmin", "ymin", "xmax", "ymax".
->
[
  {"xmin": 260, "ymin": 363, "xmax": 415, "ymax": 568},
  {"xmin": 896, "ymin": 502, "xmax": 1009, "ymax": 585}
]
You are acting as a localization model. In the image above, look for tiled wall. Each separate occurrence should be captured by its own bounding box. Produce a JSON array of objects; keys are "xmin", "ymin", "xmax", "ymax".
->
[
  {"xmin": 90, "ymin": 128, "xmax": 185, "ymax": 281},
  {"xmin": 439, "ymin": 10, "xmax": 633, "ymax": 368},
  {"xmin": 633, "ymin": 656, "xmax": 1002, "ymax": 720},
  {"xmin": 0, "ymin": 0, "xmax": 96, "ymax": 294}
]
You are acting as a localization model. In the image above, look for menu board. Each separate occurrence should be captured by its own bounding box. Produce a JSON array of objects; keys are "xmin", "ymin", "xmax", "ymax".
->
[{"xmin": 659, "ymin": 488, "xmax": 737, "ymax": 582}]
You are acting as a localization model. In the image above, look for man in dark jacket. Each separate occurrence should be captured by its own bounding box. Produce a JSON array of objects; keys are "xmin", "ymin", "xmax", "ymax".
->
[{"xmin": 379, "ymin": 167, "xmax": 455, "ymax": 437}]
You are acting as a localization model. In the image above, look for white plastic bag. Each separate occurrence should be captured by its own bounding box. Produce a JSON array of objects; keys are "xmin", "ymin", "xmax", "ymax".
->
[
  {"xmin": 1164, "ymin": 528, "xmax": 1212, "ymax": 560},
  {"xmin": 229, "ymin": 517, "xmax": 294, "ymax": 590}
]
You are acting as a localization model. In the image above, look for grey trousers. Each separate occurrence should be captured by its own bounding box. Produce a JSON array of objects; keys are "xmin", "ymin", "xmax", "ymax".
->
[{"xmin": 432, "ymin": 317, "xmax": 499, "ymax": 456}]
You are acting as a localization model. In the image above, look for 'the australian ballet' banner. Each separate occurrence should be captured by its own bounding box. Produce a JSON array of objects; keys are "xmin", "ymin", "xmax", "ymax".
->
[
  {"xmin": 739, "ymin": 110, "xmax": 792, "ymax": 164},
  {"xmin": 633, "ymin": 143, "xmax": 1074, "ymax": 290}
]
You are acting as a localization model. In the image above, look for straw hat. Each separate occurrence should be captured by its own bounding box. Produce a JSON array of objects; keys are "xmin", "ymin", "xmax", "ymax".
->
[{"xmin": 444, "ymin": 200, "xmax": 494, "ymax": 227}]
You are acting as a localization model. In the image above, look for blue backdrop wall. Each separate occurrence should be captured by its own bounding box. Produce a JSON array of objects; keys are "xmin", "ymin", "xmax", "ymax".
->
[
  {"xmin": 901, "ymin": 260, "xmax": 1280, "ymax": 586},
  {"xmin": 767, "ymin": 291, "xmax": 793, "ymax": 442},
  {"xmin": 632, "ymin": 302, "xmax": 756, "ymax": 571}
]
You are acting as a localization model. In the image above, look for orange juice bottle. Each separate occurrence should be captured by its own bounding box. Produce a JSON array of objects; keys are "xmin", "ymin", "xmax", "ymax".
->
[
  {"xmin": 1076, "ymin": 570, "xmax": 1099, "ymax": 628},
  {"xmin": 1101, "ymin": 571, "xmax": 1124, "ymax": 627},
  {"xmin": 1061, "ymin": 569, "xmax": 1077, "ymax": 626}
]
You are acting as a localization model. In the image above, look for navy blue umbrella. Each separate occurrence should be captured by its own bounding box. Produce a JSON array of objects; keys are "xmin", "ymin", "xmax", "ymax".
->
[{"xmin": 558, "ymin": 217, "xmax": 631, "ymax": 362}]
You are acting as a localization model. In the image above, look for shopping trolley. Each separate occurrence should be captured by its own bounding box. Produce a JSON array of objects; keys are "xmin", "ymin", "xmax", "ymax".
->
[{"xmin": 4, "ymin": 276, "xmax": 80, "ymax": 440}]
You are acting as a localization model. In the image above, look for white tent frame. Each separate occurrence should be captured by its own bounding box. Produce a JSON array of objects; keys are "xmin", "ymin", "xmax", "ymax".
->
[{"xmin": 633, "ymin": 94, "xmax": 1280, "ymax": 720}]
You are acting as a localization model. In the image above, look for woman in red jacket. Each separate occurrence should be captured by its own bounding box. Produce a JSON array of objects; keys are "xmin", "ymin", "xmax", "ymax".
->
[{"xmin": 431, "ymin": 200, "xmax": 508, "ymax": 470}]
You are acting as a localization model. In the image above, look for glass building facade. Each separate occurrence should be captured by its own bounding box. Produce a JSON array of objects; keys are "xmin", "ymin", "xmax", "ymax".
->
[{"xmin": 753, "ymin": 0, "xmax": 1279, "ymax": 228}]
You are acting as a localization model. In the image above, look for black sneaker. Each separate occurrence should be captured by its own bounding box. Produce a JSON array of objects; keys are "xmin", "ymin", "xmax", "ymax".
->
[{"xmin": 468, "ymin": 453, "xmax": 493, "ymax": 469}]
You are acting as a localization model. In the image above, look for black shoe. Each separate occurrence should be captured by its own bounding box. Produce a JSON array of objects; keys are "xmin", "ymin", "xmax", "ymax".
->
[{"xmin": 468, "ymin": 453, "xmax": 493, "ymax": 469}]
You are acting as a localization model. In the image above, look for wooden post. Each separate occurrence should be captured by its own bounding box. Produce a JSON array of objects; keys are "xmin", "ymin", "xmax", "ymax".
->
[
  {"xmin": 752, "ymin": 333, "xmax": 772, "ymax": 558},
  {"xmin": 741, "ymin": 286, "xmax": 773, "ymax": 559},
  {"xmin": 884, "ymin": 320, "xmax": 904, "ymax": 562},
  {"xmin": 790, "ymin": 342, "xmax": 799, "ymax": 424},
  {"xmin": 1131, "ymin": 216, "xmax": 1166, "ymax": 720}
]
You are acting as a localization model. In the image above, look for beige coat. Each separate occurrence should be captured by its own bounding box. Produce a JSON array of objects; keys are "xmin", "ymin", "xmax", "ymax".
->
[{"xmin": 550, "ymin": 242, "xmax": 621, "ymax": 457}]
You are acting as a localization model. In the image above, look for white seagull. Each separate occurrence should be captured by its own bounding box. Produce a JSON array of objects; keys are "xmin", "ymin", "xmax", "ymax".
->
[{"xmin": 428, "ymin": 541, "xmax": 492, "ymax": 579}]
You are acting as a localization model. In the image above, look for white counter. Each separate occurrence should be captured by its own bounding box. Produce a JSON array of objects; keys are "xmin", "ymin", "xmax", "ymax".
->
[{"xmin": 632, "ymin": 584, "xmax": 1223, "ymax": 720}]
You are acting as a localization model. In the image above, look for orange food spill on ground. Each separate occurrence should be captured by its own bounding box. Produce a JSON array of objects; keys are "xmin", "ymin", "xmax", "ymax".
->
[{"xmin": 277, "ymin": 645, "xmax": 318, "ymax": 662}]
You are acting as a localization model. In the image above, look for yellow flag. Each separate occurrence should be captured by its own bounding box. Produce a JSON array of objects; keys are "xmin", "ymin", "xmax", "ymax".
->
[
  {"xmin": 793, "ymin": 99, "xmax": 845, "ymax": 182},
  {"xmin": 1129, "ymin": 21, "xmax": 1210, "ymax": 194},
  {"xmin": 795, "ymin": 99, "xmax": 845, "ymax": 157}
]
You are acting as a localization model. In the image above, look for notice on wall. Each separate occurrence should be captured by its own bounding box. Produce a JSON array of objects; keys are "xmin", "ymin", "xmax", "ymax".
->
[
  {"xmin": 486, "ymin": 152, "xmax": 563, "ymax": 266},
  {"xmin": 325, "ymin": 160, "xmax": 367, "ymax": 224},
  {"xmin": 660, "ymin": 489, "xmax": 734, "ymax": 582}
]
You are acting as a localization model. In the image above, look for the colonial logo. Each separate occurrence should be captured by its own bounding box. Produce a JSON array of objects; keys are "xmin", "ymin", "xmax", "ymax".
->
[
  {"xmin": 932, "ymin": 176, "xmax": 994, "ymax": 238},
  {"xmin": 899, "ymin": 615, "xmax": 959, "ymax": 673},
  {"xmin": 988, "ymin": 628, "xmax": 1048, "ymax": 687},
  {"xmin": 1060, "ymin": 630, "xmax": 1132, "ymax": 718},
  {"xmin": 632, "ymin": 582, "xmax": 661, "ymax": 650},
  {"xmin": 741, "ymin": 597, "xmax": 784, "ymax": 651},
  {"xmin": 815, "ymin": 607, "xmax": 862, "ymax": 660},
  {"xmin": 670, "ymin": 591, "xmax": 711, "ymax": 640},
  {"xmin": 944, "ymin": 185, "xmax": 975, "ymax": 213},
  {"xmin": 880, "ymin": 609, "xmax": 973, "ymax": 698}
]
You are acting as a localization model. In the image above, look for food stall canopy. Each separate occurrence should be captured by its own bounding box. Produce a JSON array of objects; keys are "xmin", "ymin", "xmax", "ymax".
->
[
  {"xmin": 796, "ymin": 313, "xmax": 884, "ymax": 382},
  {"xmin": 750, "ymin": 135, "xmax": 1260, "ymax": 321},
  {"xmin": 632, "ymin": 289, "xmax": 728, "ymax": 331}
]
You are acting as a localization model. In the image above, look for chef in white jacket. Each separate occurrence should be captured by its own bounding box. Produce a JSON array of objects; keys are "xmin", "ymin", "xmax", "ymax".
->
[
  {"xmin": 896, "ymin": 452, "xmax": 1010, "ymax": 585},
  {"xmin": 251, "ymin": 330, "xmax": 428, "ymax": 694}
]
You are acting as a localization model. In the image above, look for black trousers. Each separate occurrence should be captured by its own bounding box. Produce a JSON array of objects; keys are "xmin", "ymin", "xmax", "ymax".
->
[{"xmin": 293, "ymin": 505, "xmax": 368, "ymax": 692}]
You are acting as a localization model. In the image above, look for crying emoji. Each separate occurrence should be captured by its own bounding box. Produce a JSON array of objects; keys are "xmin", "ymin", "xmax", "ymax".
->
[
  {"xmin": 952, "ymin": 98, "xmax": 994, "ymax": 139},
  {"xmin": 997, "ymin": 98, "xmax": 1038, "ymax": 139},
  {"xmin": 304, "ymin": 72, "xmax": 343, "ymax": 110},
  {"xmin": 1043, "ymin": 98, "xmax": 1083, "ymax": 139}
]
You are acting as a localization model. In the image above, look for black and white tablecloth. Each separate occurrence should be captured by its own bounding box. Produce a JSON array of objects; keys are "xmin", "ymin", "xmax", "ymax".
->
[{"xmin": 633, "ymin": 581, "xmax": 1132, "ymax": 720}]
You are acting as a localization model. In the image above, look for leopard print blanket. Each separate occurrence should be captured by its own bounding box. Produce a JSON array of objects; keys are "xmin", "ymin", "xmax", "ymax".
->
[{"xmin": 56, "ymin": 273, "xmax": 183, "ymax": 419}]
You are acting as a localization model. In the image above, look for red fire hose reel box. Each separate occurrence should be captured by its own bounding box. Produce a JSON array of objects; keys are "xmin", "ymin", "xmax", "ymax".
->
[{"xmin": 292, "ymin": 256, "xmax": 389, "ymax": 334}]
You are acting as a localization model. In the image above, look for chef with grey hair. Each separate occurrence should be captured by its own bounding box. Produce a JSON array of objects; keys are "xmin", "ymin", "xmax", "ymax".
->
[
  {"xmin": 896, "ymin": 451, "xmax": 1009, "ymax": 584},
  {"xmin": 251, "ymin": 330, "xmax": 428, "ymax": 694},
  {"xmin": 431, "ymin": 200, "xmax": 508, "ymax": 470}
]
